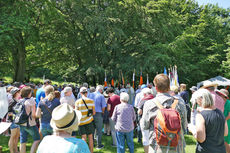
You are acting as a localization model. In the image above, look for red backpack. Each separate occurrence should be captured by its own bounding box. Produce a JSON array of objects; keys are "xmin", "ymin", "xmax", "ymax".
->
[{"xmin": 154, "ymin": 99, "xmax": 181, "ymax": 148}]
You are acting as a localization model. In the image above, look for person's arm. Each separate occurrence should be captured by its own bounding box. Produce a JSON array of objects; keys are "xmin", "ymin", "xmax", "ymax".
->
[
  {"xmin": 92, "ymin": 101, "xmax": 96, "ymax": 115},
  {"xmin": 111, "ymin": 106, "xmax": 117, "ymax": 122},
  {"xmin": 140, "ymin": 102, "xmax": 150, "ymax": 130},
  {"xmin": 138, "ymin": 109, "xmax": 142, "ymax": 115},
  {"xmin": 195, "ymin": 113, "xmax": 206, "ymax": 143},
  {"xmin": 133, "ymin": 107, "xmax": 136, "ymax": 121},
  {"xmin": 225, "ymin": 121, "xmax": 228, "ymax": 136},
  {"xmin": 36, "ymin": 107, "xmax": 41, "ymax": 118},
  {"xmin": 32, "ymin": 103, "xmax": 37, "ymax": 118},
  {"xmin": 101, "ymin": 96, "xmax": 106, "ymax": 113},
  {"xmin": 226, "ymin": 112, "xmax": 230, "ymax": 121}
]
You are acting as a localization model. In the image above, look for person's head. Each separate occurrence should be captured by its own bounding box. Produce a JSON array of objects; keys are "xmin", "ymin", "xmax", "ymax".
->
[
  {"xmin": 90, "ymin": 87, "xmax": 96, "ymax": 93},
  {"xmin": 138, "ymin": 85, "xmax": 141, "ymax": 89},
  {"xmin": 201, "ymin": 81, "xmax": 218, "ymax": 91},
  {"xmin": 148, "ymin": 83, "xmax": 153, "ymax": 88},
  {"xmin": 220, "ymin": 89, "xmax": 229, "ymax": 97},
  {"xmin": 51, "ymin": 103, "xmax": 82, "ymax": 134},
  {"xmin": 44, "ymin": 79, "xmax": 52, "ymax": 86},
  {"xmin": 44, "ymin": 85, "xmax": 55, "ymax": 101},
  {"xmin": 63, "ymin": 87, "xmax": 72, "ymax": 97},
  {"xmin": 96, "ymin": 85, "xmax": 103, "ymax": 93},
  {"xmin": 153, "ymin": 74, "xmax": 170, "ymax": 93},
  {"xmin": 169, "ymin": 85, "xmax": 179, "ymax": 96},
  {"xmin": 106, "ymin": 87, "xmax": 115, "ymax": 97},
  {"xmin": 190, "ymin": 86, "xmax": 197, "ymax": 94},
  {"xmin": 7, "ymin": 86, "xmax": 14, "ymax": 93},
  {"xmin": 180, "ymin": 84, "xmax": 187, "ymax": 92},
  {"xmin": 120, "ymin": 92, "xmax": 129, "ymax": 103},
  {"xmin": 216, "ymin": 89, "xmax": 228, "ymax": 102},
  {"xmin": 10, "ymin": 87, "xmax": 21, "ymax": 99},
  {"xmin": 82, "ymin": 82, "xmax": 88, "ymax": 88},
  {"xmin": 80, "ymin": 87, "xmax": 88, "ymax": 97},
  {"xmin": 196, "ymin": 89, "xmax": 214, "ymax": 108},
  {"xmin": 142, "ymin": 88, "xmax": 153, "ymax": 97},
  {"xmin": 21, "ymin": 86, "xmax": 33, "ymax": 98}
]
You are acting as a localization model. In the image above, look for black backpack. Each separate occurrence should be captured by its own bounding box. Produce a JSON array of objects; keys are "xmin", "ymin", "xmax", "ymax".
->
[{"xmin": 13, "ymin": 98, "xmax": 31, "ymax": 126}]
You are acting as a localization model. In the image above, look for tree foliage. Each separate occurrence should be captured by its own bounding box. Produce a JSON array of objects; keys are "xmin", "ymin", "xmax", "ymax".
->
[{"xmin": 0, "ymin": 0, "xmax": 229, "ymax": 87}]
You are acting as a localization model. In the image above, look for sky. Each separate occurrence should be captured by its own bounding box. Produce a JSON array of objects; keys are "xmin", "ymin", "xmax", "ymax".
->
[{"xmin": 195, "ymin": 0, "xmax": 230, "ymax": 9}]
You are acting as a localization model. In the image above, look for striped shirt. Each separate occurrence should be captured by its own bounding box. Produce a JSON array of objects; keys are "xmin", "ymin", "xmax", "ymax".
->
[{"xmin": 75, "ymin": 98, "xmax": 95, "ymax": 126}]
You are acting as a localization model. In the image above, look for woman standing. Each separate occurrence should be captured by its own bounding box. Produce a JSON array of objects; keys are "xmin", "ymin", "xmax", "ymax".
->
[
  {"xmin": 8, "ymin": 87, "xmax": 21, "ymax": 153},
  {"xmin": 112, "ymin": 92, "xmax": 136, "ymax": 153},
  {"xmin": 189, "ymin": 89, "xmax": 228, "ymax": 153},
  {"xmin": 37, "ymin": 103, "xmax": 90, "ymax": 153},
  {"xmin": 36, "ymin": 85, "xmax": 60, "ymax": 137}
]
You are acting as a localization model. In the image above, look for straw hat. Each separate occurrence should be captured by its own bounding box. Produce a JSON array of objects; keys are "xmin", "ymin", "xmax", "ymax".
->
[
  {"xmin": 50, "ymin": 103, "xmax": 82, "ymax": 131},
  {"xmin": 201, "ymin": 81, "xmax": 218, "ymax": 89},
  {"xmin": 216, "ymin": 89, "xmax": 228, "ymax": 98}
]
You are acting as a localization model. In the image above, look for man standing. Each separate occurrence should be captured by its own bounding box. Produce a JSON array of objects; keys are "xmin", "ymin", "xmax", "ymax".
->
[
  {"xmin": 141, "ymin": 74, "xmax": 187, "ymax": 153},
  {"xmin": 106, "ymin": 87, "xmax": 121, "ymax": 147},
  {"xmin": 75, "ymin": 87, "xmax": 96, "ymax": 153},
  {"xmin": 93, "ymin": 85, "xmax": 106, "ymax": 149},
  {"xmin": 201, "ymin": 81, "xmax": 225, "ymax": 112},
  {"xmin": 35, "ymin": 79, "xmax": 51, "ymax": 107}
]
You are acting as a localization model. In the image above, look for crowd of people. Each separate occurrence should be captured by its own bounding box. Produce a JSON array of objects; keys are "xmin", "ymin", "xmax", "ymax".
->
[{"xmin": 0, "ymin": 73, "xmax": 230, "ymax": 153}]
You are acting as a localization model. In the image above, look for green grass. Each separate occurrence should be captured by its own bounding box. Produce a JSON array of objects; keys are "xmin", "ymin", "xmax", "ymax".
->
[{"xmin": 0, "ymin": 134, "xmax": 196, "ymax": 153}]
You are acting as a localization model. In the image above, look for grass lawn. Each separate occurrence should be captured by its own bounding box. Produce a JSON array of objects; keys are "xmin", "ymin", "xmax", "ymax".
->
[{"xmin": 0, "ymin": 134, "xmax": 196, "ymax": 153}]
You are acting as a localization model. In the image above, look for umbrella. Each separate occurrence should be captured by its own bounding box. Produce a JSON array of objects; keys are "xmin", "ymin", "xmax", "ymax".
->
[
  {"xmin": 197, "ymin": 76, "xmax": 230, "ymax": 88},
  {"xmin": 0, "ymin": 87, "xmax": 8, "ymax": 119}
]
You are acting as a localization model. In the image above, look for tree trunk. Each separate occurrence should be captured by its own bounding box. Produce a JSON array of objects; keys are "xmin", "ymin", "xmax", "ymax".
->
[{"xmin": 13, "ymin": 32, "xmax": 26, "ymax": 83}]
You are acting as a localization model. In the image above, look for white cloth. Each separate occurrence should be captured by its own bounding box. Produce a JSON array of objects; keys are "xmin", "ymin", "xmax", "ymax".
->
[
  {"xmin": 134, "ymin": 92, "xmax": 144, "ymax": 108},
  {"xmin": 142, "ymin": 129, "xmax": 150, "ymax": 146},
  {"xmin": 0, "ymin": 122, "xmax": 11, "ymax": 134},
  {"xmin": 0, "ymin": 87, "xmax": 8, "ymax": 119}
]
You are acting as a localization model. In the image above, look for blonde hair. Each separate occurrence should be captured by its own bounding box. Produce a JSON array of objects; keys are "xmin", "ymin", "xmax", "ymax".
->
[
  {"xmin": 180, "ymin": 84, "xmax": 186, "ymax": 92},
  {"xmin": 44, "ymin": 85, "xmax": 55, "ymax": 101},
  {"xmin": 198, "ymin": 89, "xmax": 214, "ymax": 108}
]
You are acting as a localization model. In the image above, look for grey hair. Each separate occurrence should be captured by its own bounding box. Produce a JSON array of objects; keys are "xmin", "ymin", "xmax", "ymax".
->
[
  {"xmin": 197, "ymin": 89, "xmax": 214, "ymax": 108},
  {"xmin": 120, "ymin": 92, "xmax": 129, "ymax": 102},
  {"xmin": 96, "ymin": 85, "xmax": 103, "ymax": 92},
  {"xmin": 142, "ymin": 88, "xmax": 153, "ymax": 95},
  {"xmin": 83, "ymin": 83, "xmax": 88, "ymax": 88}
]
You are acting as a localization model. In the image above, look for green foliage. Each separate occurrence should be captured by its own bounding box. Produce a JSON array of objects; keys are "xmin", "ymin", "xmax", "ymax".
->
[{"xmin": 0, "ymin": 0, "xmax": 229, "ymax": 86}]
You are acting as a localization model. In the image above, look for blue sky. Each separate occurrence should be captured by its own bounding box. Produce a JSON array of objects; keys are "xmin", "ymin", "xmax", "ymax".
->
[{"xmin": 195, "ymin": 0, "xmax": 230, "ymax": 9}]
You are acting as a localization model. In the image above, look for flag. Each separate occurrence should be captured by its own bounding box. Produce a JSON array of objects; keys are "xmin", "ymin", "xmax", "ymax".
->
[
  {"xmin": 164, "ymin": 67, "xmax": 167, "ymax": 75},
  {"xmin": 111, "ymin": 70, "xmax": 114, "ymax": 87},
  {"xmin": 111, "ymin": 78, "xmax": 114, "ymax": 87},
  {"xmin": 139, "ymin": 69, "xmax": 143, "ymax": 85},
  {"xmin": 132, "ymin": 70, "xmax": 135, "ymax": 88},
  {"xmin": 174, "ymin": 65, "xmax": 179, "ymax": 87},
  {"xmin": 121, "ymin": 71, "xmax": 125, "ymax": 85},
  {"xmin": 146, "ymin": 74, "xmax": 149, "ymax": 85},
  {"xmin": 104, "ymin": 71, "xmax": 107, "ymax": 87}
]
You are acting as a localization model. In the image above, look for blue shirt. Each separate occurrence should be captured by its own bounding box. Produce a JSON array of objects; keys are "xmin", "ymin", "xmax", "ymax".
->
[
  {"xmin": 36, "ymin": 88, "xmax": 45, "ymax": 107},
  {"xmin": 37, "ymin": 135, "xmax": 90, "ymax": 153},
  {"xmin": 38, "ymin": 98, "xmax": 61, "ymax": 124},
  {"xmin": 93, "ymin": 91, "xmax": 106, "ymax": 113}
]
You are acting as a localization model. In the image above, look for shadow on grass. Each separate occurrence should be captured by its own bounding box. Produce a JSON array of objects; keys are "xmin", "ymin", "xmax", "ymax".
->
[{"xmin": 1, "ymin": 133, "xmax": 195, "ymax": 153}]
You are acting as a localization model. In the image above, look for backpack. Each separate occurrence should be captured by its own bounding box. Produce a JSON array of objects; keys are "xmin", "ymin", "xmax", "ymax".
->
[
  {"xmin": 13, "ymin": 98, "xmax": 31, "ymax": 126},
  {"xmin": 154, "ymin": 98, "xmax": 181, "ymax": 148}
]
